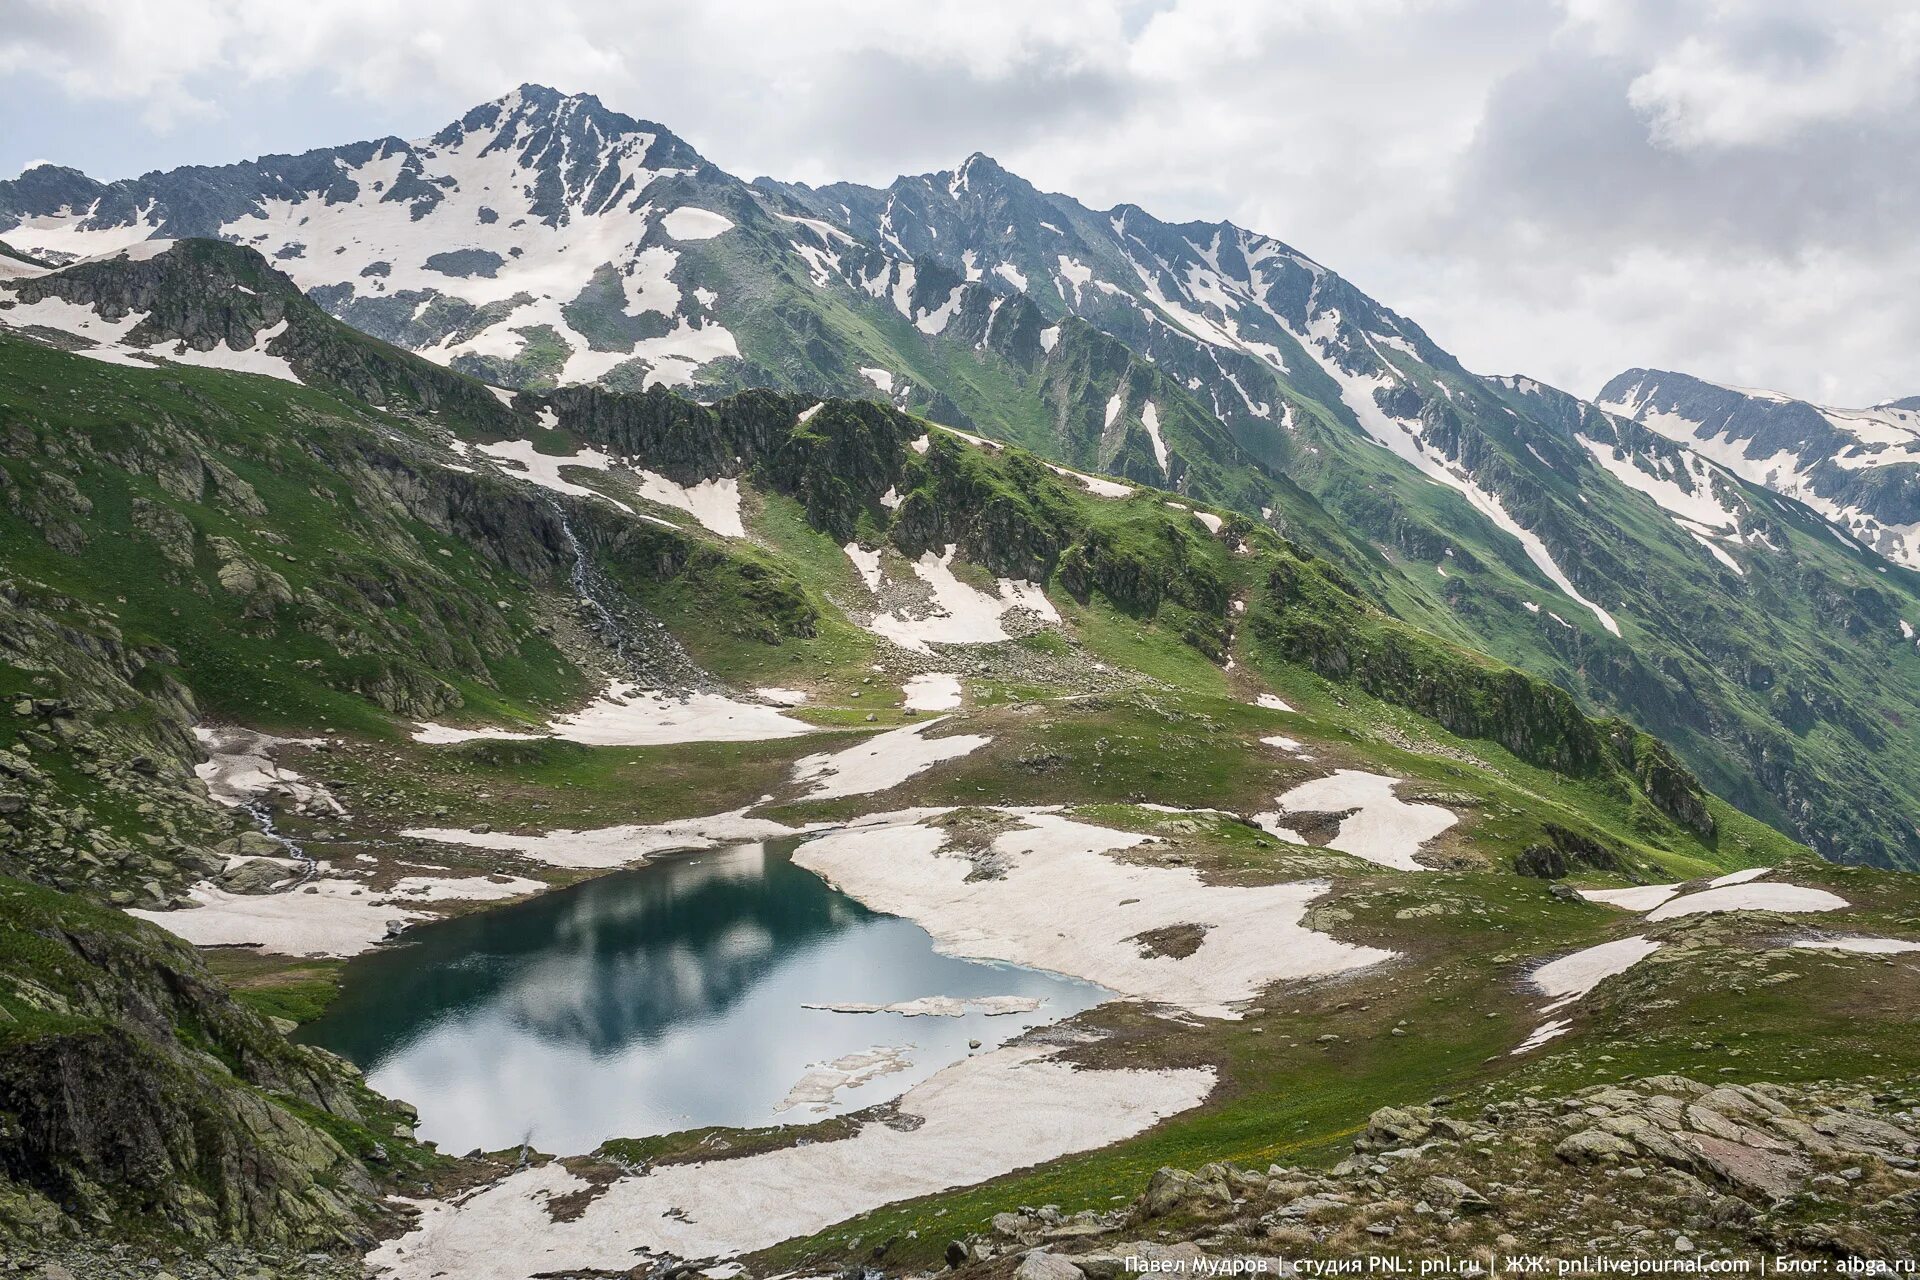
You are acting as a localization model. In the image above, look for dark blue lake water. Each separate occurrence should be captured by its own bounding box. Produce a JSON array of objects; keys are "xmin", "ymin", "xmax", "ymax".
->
[{"xmin": 297, "ymin": 838, "xmax": 1105, "ymax": 1154}]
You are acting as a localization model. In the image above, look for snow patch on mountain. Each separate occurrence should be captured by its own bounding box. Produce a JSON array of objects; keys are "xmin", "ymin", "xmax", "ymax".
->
[
  {"xmin": 1046, "ymin": 464, "xmax": 1132, "ymax": 498},
  {"xmin": 5, "ymin": 199, "xmax": 166, "ymax": 263},
  {"xmin": 1602, "ymin": 372, "xmax": 1920, "ymax": 570},
  {"xmin": 1142, "ymin": 401, "xmax": 1169, "ymax": 474},
  {"xmin": 658, "ymin": 207, "xmax": 733, "ymax": 240},
  {"xmin": 631, "ymin": 470, "xmax": 744, "ymax": 537},
  {"xmin": 14, "ymin": 90, "xmax": 744, "ymax": 393},
  {"xmin": 916, "ymin": 284, "xmax": 963, "ymax": 335},
  {"xmin": 1578, "ymin": 432, "xmax": 1753, "ymax": 575},
  {"xmin": 474, "ymin": 437, "xmax": 742, "ymax": 534},
  {"xmin": 0, "ymin": 292, "xmax": 302, "ymax": 381},
  {"xmin": 475, "ymin": 439, "xmax": 633, "ymax": 512},
  {"xmin": 1282, "ymin": 307, "xmax": 1620, "ymax": 636},
  {"xmin": 862, "ymin": 545, "xmax": 1058, "ymax": 653}
]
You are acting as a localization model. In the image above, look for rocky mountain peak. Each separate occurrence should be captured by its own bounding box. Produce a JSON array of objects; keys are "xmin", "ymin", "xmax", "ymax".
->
[{"xmin": 949, "ymin": 151, "xmax": 1013, "ymax": 192}]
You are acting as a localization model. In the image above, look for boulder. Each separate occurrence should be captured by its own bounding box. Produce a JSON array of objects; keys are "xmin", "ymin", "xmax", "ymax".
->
[
  {"xmin": 218, "ymin": 857, "xmax": 297, "ymax": 895},
  {"xmin": 991, "ymin": 1211, "xmax": 1040, "ymax": 1242},
  {"xmin": 1686, "ymin": 1133, "xmax": 1807, "ymax": 1201},
  {"xmin": 1014, "ymin": 1251, "xmax": 1084, "ymax": 1280},
  {"xmin": 1557, "ymin": 1128, "xmax": 1636, "ymax": 1164},
  {"xmin": 1138, "ymin": 1166, "xmax": 1232, "ymax": 1219},
  {"xmin": 1361, "ymin": 1104, "xmax": 1435, "ymax": 1148},
  {"xmin": 1422, "ymin": 1176, "xmax": 1493, "ymax": 1214}
]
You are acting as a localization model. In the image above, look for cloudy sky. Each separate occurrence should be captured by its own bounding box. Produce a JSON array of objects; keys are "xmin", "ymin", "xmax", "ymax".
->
[{"xmin": 5, "ymin": 0, "xmax": 1914, "ymax": 404}]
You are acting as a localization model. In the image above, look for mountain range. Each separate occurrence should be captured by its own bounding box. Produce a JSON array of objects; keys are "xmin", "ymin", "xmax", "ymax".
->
[
  {"xmin": 3, "ymin": 84, "xmax": 1920, "ymax": 1277},
  {"xmin": 7, "ymin": 85, "xmax": 1914, "ymax": 870}
]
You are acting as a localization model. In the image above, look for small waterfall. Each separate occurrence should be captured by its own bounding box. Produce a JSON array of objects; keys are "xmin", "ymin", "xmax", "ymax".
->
[
  {"xmin": 197, "ymin": 725, "xmax": 325, "ymax": 886},
  {"xmin": 547, "ymin": 500, "xmax": 709, "ymax": 692},
  {"xmin": 242, "ymin": 797, "xmax": 320, "ymax": 885},
  {"xmin": 552, "ymin": 503, "xmax": 631, "ymax": 665}
]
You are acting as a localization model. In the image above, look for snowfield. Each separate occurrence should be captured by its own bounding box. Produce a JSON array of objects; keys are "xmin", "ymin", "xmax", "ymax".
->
[
  {"xmin": 412, "ymin": 681, "xmax": 815, "ymax": 747},
  {"xmin": 790, "ymin": 718, "xmax": 991, "ymax": 799},
  {"xmin": 403, "ymin": 810, "xmax": 801, "ymax": 870},
  {"xmin": 193, "ymin": 725, "xmax": 341, "ymax": 815},
  {"xmin": 858, "ymin": 544, "xmax": 1059, "ymax": 652},
  {"xmin": 130, "ymin": 871, "xmax": 545, "ymax": 957},
  {"xmin": 1253, "ymin": 770, "xmax": 1459, "ymax": 872},
  {"xmin": 1645, "ymin": 883, "xmax": 1847, "ymax": 922},
  {"xmin": 1530, "ymin": 935, "xmax": 1663, "ymax": 1013},
  {"xmin": 792, "ymin": 810, "xmax": 1392, "ymax": 1018},
  {"xmin": 473, "ymin": 437, "xmax": 746, "ymax": 534},
  {"xmin": 902, "ymin": 672, "xmax": 963, "ymax": 711},
  {"xmin": 366, "ymin": 1044, "xmax": 1214, "ymax": 1277},
  {"xmin": 1580, "ymin": 873, "xmax": 1847, "ymax": 922}
]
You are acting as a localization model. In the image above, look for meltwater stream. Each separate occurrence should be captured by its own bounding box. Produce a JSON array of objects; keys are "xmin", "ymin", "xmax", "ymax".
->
[{"xmin": 297, "ymin": 838, "xmax": 1107, "ymax": 1155}]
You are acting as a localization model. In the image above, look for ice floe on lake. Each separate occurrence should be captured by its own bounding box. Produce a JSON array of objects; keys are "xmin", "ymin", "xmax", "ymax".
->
[{"xmin": 775, "ymin": 1046, "xmax": 915, "ymax": 1114}]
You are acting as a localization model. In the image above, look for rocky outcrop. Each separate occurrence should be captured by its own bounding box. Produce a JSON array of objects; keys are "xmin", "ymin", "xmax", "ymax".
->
[
  {"xmin": 944, "ymin": 1076, "xmax": 1920, "ymax": 1269},
  {"xmin": 1515, "ymin": 822, "xmax": 1631, "ymax": 879},
  {"xmin": 1606, "ymin": 724, "xmax": 1717, "ymax": 837},
  {"xmin": 0, "ymin": 877, "xmax": 417, "ymax": 1252},
  {"xmin": 0, "ymin": 579, "xmax": 229, "ymax": 903}
]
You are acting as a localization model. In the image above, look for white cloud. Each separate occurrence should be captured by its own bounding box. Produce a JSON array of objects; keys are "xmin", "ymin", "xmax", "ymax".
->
[
  {"xmin": 1, "ymin": 0, "xmax": 1912, "ymax": 405},
  {"xmin": 1620, "ymin": 2, "xmax": 1920, "ymax": 151}
]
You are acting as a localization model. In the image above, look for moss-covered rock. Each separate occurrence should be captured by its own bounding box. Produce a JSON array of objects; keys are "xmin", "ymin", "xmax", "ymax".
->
[{"xmin": 0, "ymin": 877, "xmax": 421, "ymax": 1250}]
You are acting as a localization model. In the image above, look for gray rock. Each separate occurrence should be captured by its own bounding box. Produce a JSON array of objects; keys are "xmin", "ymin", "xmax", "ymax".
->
[
  {"xmin": 217, "ymin": 856, "xmax": 297, "ymax": 894},
  {"xmin": 992, "ymin": 1211, "xmax": 1039, "ymax": 1241},
  {"xmin": 1138, "ymin": 1166, "xmax": 1231, "ymax": 1219},
  {"xmin": 1422, "ymin": 1175, "xmax": 1493, "ymax": 1213},
  {"xmin": 1014, "ymin": 1250, "xmax": 1084, "ymax": 1280},
  {"xmin": 1557, "ymin": 1129, "xmax": 1637, "ymax": 1164}
]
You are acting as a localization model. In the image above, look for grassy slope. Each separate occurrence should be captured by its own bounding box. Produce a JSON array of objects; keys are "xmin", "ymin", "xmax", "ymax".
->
[
  {"xmin": 0, "ymin": 333, "xmax": 580, "ymax": 737},
  {"xmin": 6, "ymin": 326, "xmax": 1919, "ymax": 1265},
  {"xmin": 690, "ymin": 207, "xmax": 1920, "ymax": 870}
]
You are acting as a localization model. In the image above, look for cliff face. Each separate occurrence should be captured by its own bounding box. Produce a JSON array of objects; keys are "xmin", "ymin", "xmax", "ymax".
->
[
  {"xmin": 1251, "ymin": 550, "xmax": 1714, "ymax": 836},
  {"xmin": 0, "ymin": 876, "xmax": 418, "ymax": 1250}
]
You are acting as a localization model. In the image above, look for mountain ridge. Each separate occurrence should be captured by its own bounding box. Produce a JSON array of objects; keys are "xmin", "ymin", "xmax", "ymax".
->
[
  {"xmin": 6, "ymin": 89, "xmax": 1920, "ymax": 869},
  {"xmin": 1598, "ymin": 367, "xmax": 1920, "ymax": 570}
]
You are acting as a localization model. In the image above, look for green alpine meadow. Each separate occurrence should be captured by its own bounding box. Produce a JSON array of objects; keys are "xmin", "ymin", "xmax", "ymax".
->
[{"xmin": 2, "ymin": 59, "xmax": 1917, "ymax": 1280}]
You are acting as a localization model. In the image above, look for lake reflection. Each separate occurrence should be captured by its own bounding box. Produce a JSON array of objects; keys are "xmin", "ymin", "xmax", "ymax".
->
[{"xmin": 297, "ymin": 839, "xmax": 1105, "ymax": 1154}]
